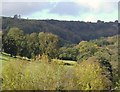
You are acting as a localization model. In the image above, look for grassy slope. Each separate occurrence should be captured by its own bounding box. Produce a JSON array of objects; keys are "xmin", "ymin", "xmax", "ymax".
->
[
  {"xmin": 0, "ymin": 53, "xmax": 31, "ymax": 75},
  {"xmin": 0, "ymin": 53, "xmax": 77, "ymax": 73}
]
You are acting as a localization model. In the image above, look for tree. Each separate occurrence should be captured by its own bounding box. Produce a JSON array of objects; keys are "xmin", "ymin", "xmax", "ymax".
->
[
  {"xmin": 93, "ymin": 37, "xmax": 110, "ymax": 47},
  {"xmin": 59, "ymin": 47, "xmax": 79, "ymax": 61},
  {"xmin": 2, "ymin": 36, "xmax": 17, "ymax": 57},
  {"xmin": 7, "ymin": 27, "xmax": 24, "ymax": 56},
  {"xmin": 75, "ymin": 56, "xmax": 113, "ymax": 90},
  {"xmin": 13, "ymin": 14, "xmax": 18, "ymax": 19},
  {"xmin": 38, "ymin": 32, "xmax": 60, "ymax": 58},
  {"xmin": 13, "ymin": 14, "xmax": 21, "ymax": 19},
  {"xmin": 77, "ymin": 41, "xmax": 99, "ymax": 61},
  {"xmin": 25, "ymin": 33, "xmax": 39, "ymax": 58}
]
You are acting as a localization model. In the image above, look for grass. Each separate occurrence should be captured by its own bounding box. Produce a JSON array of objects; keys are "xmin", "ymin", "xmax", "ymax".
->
[
  {"xmin": 1, "ymin": 52, "xmax": 113, "ymax": 90},
  {"xmin": 1, "ymin": 54, "xmax": 77, "ymax": 90},
  {"xmin": 1, "ymin": 52, "xmax": 77, "ymax": 66},
  {"xmin": 0, "ymin": 53, "xmax": 30, "ymax": 77},
  {"xmin": 52, "ymin": 59, "xmax": 77, "ymax": 65},
  {"xmin": 0, "ymin": 52, "xmax": 77, "ymax": 76},
  {"xmin": 2, "ymin": 55, "xmax": 112, "ymax": 90}
]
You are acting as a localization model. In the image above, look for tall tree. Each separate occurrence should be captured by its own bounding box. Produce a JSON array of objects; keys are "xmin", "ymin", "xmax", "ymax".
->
[
  {"xmin": 26, "ymin": 33, "xmax": 39, "ymax": 58},
  {"xmin": 2, "ymin": 36, "xmax": 17, "ymax": 57},
  {"xmin": 38, "ymin": 32, "xmax": 60, "ymax": 58},
  {"xmin": 7, "ymin": 27, "xmax": 24, "ymax": 56}
]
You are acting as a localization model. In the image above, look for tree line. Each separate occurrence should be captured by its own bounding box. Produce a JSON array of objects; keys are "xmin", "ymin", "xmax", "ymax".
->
[
  {"xmin": 2, "ymin": 27, "xmax": 61, "ymax": 59},
  {"xmin": 2, "ymin": 17, "xmax": 118, "ymax": 43}
]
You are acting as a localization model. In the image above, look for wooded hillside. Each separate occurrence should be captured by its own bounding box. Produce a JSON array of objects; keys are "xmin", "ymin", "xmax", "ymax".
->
[{"xmin": 2, "ymin": 17, "xmax": 118, "ymax": 43}]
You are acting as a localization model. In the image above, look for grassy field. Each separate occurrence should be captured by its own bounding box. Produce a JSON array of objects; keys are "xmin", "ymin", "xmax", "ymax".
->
[
  {"xmin": 52, "ymin": 59, "xmax": 77, "ymax": 65},
  {"xmin": 0, "ymin": 53, "xmax": 77, "ymax": 75},
  {"xmin": 1, "ymin": 52, "xmax": 77, "ymax": 65},
  {"xmin": 0, "ymin": 53, "xmax": 31, "ymax": 77}
]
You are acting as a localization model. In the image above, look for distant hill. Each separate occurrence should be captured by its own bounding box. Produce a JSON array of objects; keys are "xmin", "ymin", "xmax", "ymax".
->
[{"xmin": 2, "ymin": 17, "xmax": 118, "ymax": 43}]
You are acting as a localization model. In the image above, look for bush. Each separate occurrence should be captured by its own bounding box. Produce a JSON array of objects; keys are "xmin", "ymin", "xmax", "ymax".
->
[
  {"xmin": 2, "ymin": 57, "xmax": 113, "ymax": 90},
  {"xmin": 115, "ymin": 80, "xmax": 120, "ymax": 90},
  {"xmin": 59, "ymin": 47, "xmax": 79, "ymax": 61}
]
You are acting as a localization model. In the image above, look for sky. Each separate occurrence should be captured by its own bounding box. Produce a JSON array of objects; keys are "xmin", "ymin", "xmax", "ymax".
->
[{"xmin": 1, "ymin": 0, "xmax": 119, "ymax": 22}]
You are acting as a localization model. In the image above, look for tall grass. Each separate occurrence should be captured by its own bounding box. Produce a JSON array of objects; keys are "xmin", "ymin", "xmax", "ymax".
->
[{"xmin": 2, "ymin": 56, "xmax": 112, "ymax": 90}]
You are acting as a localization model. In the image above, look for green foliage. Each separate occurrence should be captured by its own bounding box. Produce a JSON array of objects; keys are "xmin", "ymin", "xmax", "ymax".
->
[
  {"xmin": 2, "ymin": 36, "xmax": 17, "ymax": 57},
  {"xmin": 1, "ymin": 23, "xmax": 118, "ymax": 90},
  {"xmin": 7, "ymin": 27, "xmax": 24, "ymax": 41},
  {"xmin": 76, "ymin": 41, "xmax": 99, "ymax": 61},
  {"xmin": 93, "ymin": 36, "xmax": 118, "ymax": 84},
  {"xmin": 2, "ymin": 27, "xmax": 24, "ymax": 57},
  {"xmin": 38, "ymin": 32, "xmax": 60, "ymax": 58},
  {"xmin": 25, "ymin": 33, "xmax": 39, "ymax": 58},
  {"xmin": 75, "ymin": 57, "xmax": 112, "ymax": 90},
  {"xmin": 2, "ymin": 28, "xmax": 61, "ymax": 59},
  {"xmin": 59, "ymin": 46, "xmax": 79, "ymax": 61},
  {"xmin": 116, "ymin": 80, "xmax": 120, "ymax": 90},
  {"xmin": 93, "ymin": 37, "xmax": 111, "ymax": 47},
  {"xmin": 2, "ymin": 17, "xmax": 118, "ymax": 43}
]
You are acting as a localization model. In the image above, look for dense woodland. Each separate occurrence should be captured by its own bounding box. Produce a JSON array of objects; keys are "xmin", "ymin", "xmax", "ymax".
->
[
  {"xmin": 1, "ymin": 17, "xmax": 120, "ymax": 90},
  {"xmin": 2, "ymin": 17, "xmax": 118, "ymax": 43}
]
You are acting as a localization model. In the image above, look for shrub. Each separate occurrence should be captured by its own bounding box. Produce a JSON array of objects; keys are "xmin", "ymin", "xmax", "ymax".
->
[
  {"xmin": 2, "ymin": 57, "xmax": 113, "ymax": 90},
  {"xmin": 74, "ymin": 57, "xmax": 112, "ymax": 90}
]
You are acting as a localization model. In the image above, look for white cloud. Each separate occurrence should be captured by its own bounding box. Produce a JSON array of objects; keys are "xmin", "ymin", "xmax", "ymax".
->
[
  {"xmin": 1, "ymin": 0, "xmax": 118, "ymax": 22},
  {"xmin": 74, "ymin": 0, "xmax": 102, "ymax": 10},
  {"xmin": 74, "ymin": 0, "xmax": 118, "ymax": 13}
]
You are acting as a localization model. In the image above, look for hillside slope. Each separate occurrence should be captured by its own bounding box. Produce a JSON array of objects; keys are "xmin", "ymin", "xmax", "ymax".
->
[{"xmin": 2, "ymin": 17, "xmax": 118, "ymax": 43}]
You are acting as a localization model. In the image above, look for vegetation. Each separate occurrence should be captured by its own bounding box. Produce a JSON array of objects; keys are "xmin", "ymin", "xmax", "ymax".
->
[
  {"xmin": 2, "ymin": 27, "xmax": 61, "ymax": 59},
  {"xmin": 1, "ymin": 18, "xmax": 119, "ymax": 90},
  {"xmin": 2, "ymin": 17, "xmax": 118, "ymax": 43},
  {"xmin": 1, "ymin": 55, "xmax": 113, "ymax": 90}
]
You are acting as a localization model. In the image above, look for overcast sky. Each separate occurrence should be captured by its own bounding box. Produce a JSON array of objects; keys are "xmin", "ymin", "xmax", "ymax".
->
[{"xmin": 1, "ymin": 0, "xmax": 119, "ymax": 22}]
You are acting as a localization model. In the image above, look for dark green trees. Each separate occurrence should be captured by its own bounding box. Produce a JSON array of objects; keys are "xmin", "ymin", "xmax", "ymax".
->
[
  {"xmin": 2, "ymin": 28, "xmax": 60, "ymax": 59},
  {"xmin": 7, "ymin": 27, "xmax": 24, "ymax": 56},
  {"xmin": 58, "ymin": 47, "xmax": 79, "ymax": 61},
  {"xmin": 25, "ymin": 33, "xmax": 39, "ymax": 58},
  {"xmin": 2, "ymin": 36, "xmax": 17, "ymax": 57},
  {"xmin": 2, "ymin": 27, "xmax": 24, "ymax": 57}
]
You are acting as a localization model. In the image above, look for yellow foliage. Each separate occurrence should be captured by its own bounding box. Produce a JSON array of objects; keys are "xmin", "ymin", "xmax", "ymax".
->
[{"xmin": 2, "ymin": 57, "xmax": 112, "ymax": 90}]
